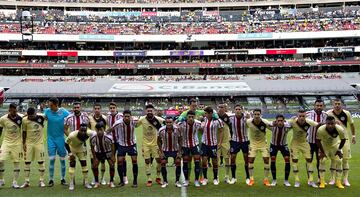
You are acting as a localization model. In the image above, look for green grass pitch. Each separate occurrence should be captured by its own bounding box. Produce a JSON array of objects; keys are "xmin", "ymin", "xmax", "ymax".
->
[{"xmin": 0, "ymin": 119, "xmax": 360, "ymax": 197}]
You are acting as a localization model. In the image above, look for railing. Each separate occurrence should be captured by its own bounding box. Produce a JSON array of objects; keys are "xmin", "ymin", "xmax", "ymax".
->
[
  {"xmin": 0, "ymin": 59, "xmax": 359, "ymax": 69},
  {"xmin": 0, "ymin": 0, "xmax": 357, "ymax": 8}
]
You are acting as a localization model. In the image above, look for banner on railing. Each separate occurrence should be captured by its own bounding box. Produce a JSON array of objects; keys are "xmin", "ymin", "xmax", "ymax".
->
[
  {"xmin": 266, "ymin": 49, "xmax": 297, "ymax": 55},
  {"xmin": 0, "ymin": 51, "xmax": 22, "ymax": 56},
  {"xmin": 170, "ymin": 50, "xmax": 204, "ymax": 56},
  {"xmin": 141, "ymin": 12, "xmax": 157, "ymax": 17},
  {"xmin": 318, "ymin": 47, "xmax": 355, "ymax": 53},
  {"xmin": 0, "ymin": 60, "xmax": 360, "ymax": 69},
  {"xmin": 214, "ymin": 50, "xmax": 248, "ymax": 55},
  {"xmin": 113, "ymin": 51, "xmax": 146, "ymax": 57},
  {"xmin": 47, "ymin": 51, "xmax": 78, "ymax": 57}
]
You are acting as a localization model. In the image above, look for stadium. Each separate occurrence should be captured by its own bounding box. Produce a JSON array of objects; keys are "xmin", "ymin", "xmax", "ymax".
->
[{"xmin": 0, "ymin": 0, "xmax": 359, "ymax": 196}]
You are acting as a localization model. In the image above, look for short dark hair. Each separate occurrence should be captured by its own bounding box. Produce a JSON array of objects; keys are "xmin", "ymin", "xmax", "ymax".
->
[
  {"xmin": 314, "ymin": 99, "xmax": 324, "ymax": 104},
  {"xmin": 187, "ymin": 110, "xmax": 195, "ymax": 116},
  {"xmin": 146, "ymin": 104, "xmax": 154, "ymax": 109},
  {"xmin": 27, "ymin": 107, "xmax": 36, "ymax": 115},
  {"xmin": 333, "ymin": 98, "xmax": 342, "ymax": 103},
  {"xmin": 218, "ymin": 102, "xmax": 226, "ymax": 107},
  {"xmin": 189, "ymin": 98, "xmax": 197, "ymax": 105},
  {"xmin": 123, "ymin": 110, "xmax": 131, "ymax": 115},
  {"xmin": 73, "ymin": 102, "xmax": 81, "ymax": 106},
  {"xmin": 326, "ymin": 116, "xmax": 335, "ymax": 122},
  {"xmin": 95, "ymin": 122, "xmax": 105, "ymax": 130},
  {"xmin": 9, "ymin": 103, "xmax": 17, "ymax": 109},
  {"xmin": 234, "ymin": 104, "xmax": 243, "ymax": 109},
  {"xmin": 165, "ymin": 116, "xmax": 174, "ymax": 121},
  {"xmin": 109, "ymin": 102, "xmax": 117, "ymax": 107},
  {"xmin": 93, "ymin": 103, "xmax": 101, "ymax": 108},
  {"xmin": 204, "ymin": 106, "xmax": 213, "ymax": 114},
  {"xmin": 276, "ymin": 114, "xmax": 285, "ymax": 120},
  {"xmin": 48, "ymin": 97, "xmax": 59, "ymax": 105},
  {"xmin": 298, "ymin": 109, "xmax": 306, "ymax": 113},
  {"xmin": 253, "ymin": 108, "xmax": 261, "ymax": 113}
]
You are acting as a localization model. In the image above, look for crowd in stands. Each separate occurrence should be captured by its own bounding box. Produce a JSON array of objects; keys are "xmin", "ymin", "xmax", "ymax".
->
[
  {"xmin": 1, "ymin": 36, "xmax": 360, "ymax": 50},
  {"xmin": 6, "ymin": 95, "xmax": 357, "ymax": 117},
  {"xmin": 16, "ymin": 74, "xmax": 343, "ymax": 84},
  {"xmin": 20, "ymin": 76, "xmax": 97, "ymax": 82},
  {"xmin": 16, "ymin": 75, "xmax": 245, "ymax": 83},
  {"xmin": 0, "ymin": 7, "xmax": 360, "ymax": 35},
  {"xmin": 0, "ymin": 7, "xmax": 358, "ymax": 23},
  {"xmin": 117, "ymin": 75, "xmax": 244, "ymax": 81},
  {"xmin": 265, "ymin": 73, "xmax": 342, "ymax": 80},
  {"xmin": 0, "ymin": 55, "xmax": 357, "ymax": 65},
  {"xmin": 120, "ymin": 73, "xmax": 344, "ymax": 83},
  {"xmin": 1, "ymin": 0, "xmax": 266, "ymax": 4},
  {"xmin": 0, "ymin": 18, "xmax": 358, "ymax": 35}
]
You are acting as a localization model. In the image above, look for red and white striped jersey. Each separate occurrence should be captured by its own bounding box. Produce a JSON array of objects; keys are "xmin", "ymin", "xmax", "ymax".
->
[
  {"xmin": 90, "ymin": 133, "xmax": 113, "ymax": 153},
  {"xmin": 64, "ymin": 112, "xmax": 90, "ymax": 132},
  {"xmin": 158, "ymin": 125, "xmax": 181, "ymax": 152},
  {"xmin": 107, "ymin": 112, "xmax": 123, "ymax": 140},
  {"xmin": 306, "ymin": 110, "xmax": 327, "ymax": 144},
  {"xmin": 201, "ymin": 118, "xmax": 224, "ymax": 146},
  {"xmin": 229, "ymin": 114, "xmax": 248, "ymax": 143},
  {"xmin": 178, "ymin": 120, "xmax": 202, "ymax": 148},
  {"xmin": 107, "ymin": 112, "xmax": 123, "ymax": 127},
  {"xmin": 112, "ymin": 119, "xmax": 137, "ymax": 146},
  {"xmin": 270, "ymin": 122, "xmax": 291, "ymax": 146}
]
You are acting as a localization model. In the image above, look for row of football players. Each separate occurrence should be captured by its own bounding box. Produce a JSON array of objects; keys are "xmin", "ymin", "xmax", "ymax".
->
[{"xmin": 0, "ymin": 98, "xmax": 355, "ymax": 190}]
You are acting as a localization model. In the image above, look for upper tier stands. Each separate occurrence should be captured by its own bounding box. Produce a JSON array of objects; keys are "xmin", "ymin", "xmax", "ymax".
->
[{"xmin": 1, "ymin": 7, "xmax": 359, "ymax": 35}]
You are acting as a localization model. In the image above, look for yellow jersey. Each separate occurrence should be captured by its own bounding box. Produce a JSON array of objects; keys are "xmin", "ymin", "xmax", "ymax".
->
[
  {"xmin": 0, "ymin": 114, "xmax": 23, "ymax": 145},
  {"xmin": 22, "ymin": 114, "xmax": 45, "ymax": 145},
  {"xmin": 289, "ymin": 118, "xmax": 318, "ymax": 144},
  {"xmin": 89, "ymin": 114, "xmax": 108, "ymax": 131},
  {"xmin": 219, "ymin": 122, "xmax": 231, "ymax": 146},
  {"xmin": 137, "ymin": 115, "xmax": 165, "ymax": 146},
  {"xmin": 326, "ymin": 109, "xmax": 353, "ymax": 133},
  {"xmin": 317, "ymin": 124, "xmax": 347, "ymax": 148},
  {"xmin": 246, "ymin": 118, "xmax": 271, "ymax": 146},
  {"xmin": 66, "ymin": 130, "xmax": 96, "ymax": 152}
]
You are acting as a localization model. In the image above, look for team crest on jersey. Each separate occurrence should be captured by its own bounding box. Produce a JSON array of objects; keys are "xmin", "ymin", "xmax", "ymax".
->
[
  {"xmin": 304, "ymin": 126, "xmax": 309, "ymax": 130},
  {"xmin": 340, "ymin": 116, "xmax": 346, "ymax": 121},
  {"xmin": 224, "ymin": 118, "xmax": 228, "ymax": 122},
  {"xmin": 17, "ymin": 120, "xmax": 21, "ymax": 125},
  {"xmin": 260, "ymin": 126, "xmax": 265, "ymax": 130},
  {"xmin": 38, "ymin": 118, "xmax": 42, "ymax": 123},
  {"xmin": 11, "ymin": 125, "xmax": 17, "ymax": 131}
]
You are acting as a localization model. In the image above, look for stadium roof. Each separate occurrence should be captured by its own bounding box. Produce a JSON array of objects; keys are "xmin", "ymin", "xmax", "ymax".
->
[{"xmin": 2, "ymin": 73, "xmax": 359, "ymax": 98}]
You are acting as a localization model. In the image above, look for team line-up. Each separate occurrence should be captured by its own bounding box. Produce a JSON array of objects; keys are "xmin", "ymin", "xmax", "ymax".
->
[{"xmin": 0, "ymin": 98, "xmax": 356, "ymax": 190}]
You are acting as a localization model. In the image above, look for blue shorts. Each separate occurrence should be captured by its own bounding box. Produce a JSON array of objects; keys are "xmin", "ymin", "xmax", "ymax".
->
[
  {"xmin": 47, "ymin": 137, "xmax": 67, "ymax": 157},
  {"xmin": 201, "ymin": 144, "xmax": 217, "ymax": 158},
  {"xmin": 230, "ymin": 140, "xmax": 250, "ymax": 154},
  {"xmin": 270, "ymin": 144, "xmax": 290, "ymax": 157},
  {"xmin": 182, "ymin": 146, "xmax": 201, "ymax": 157},
  {"xmin": 117, "ymin": 144, "xmax": 138, "ymax": 157}
]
